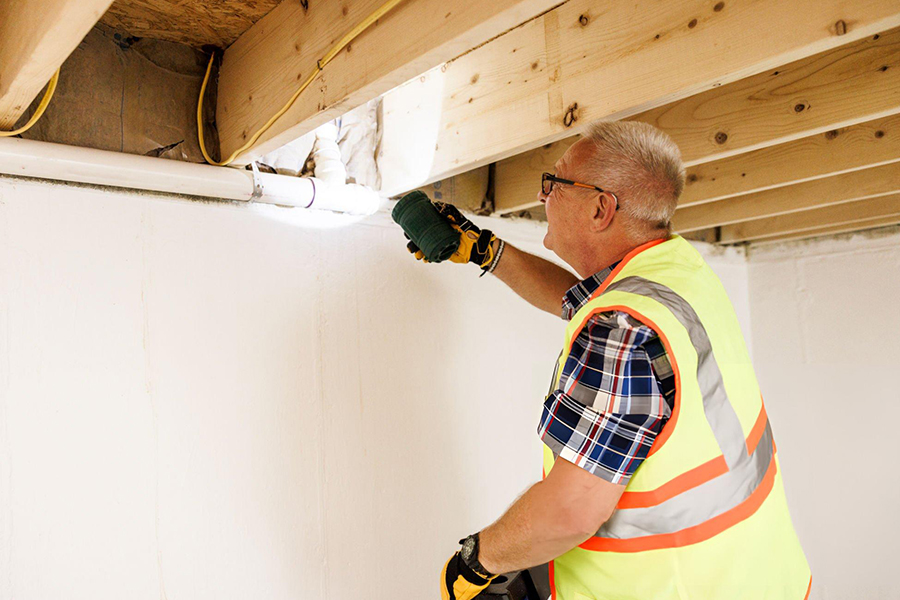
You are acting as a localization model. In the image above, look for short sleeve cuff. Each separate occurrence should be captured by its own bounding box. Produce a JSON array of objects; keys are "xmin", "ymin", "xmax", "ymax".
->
[{"xmin": 538, "ymin": 390, "xmax": 656, "ymax": 485}]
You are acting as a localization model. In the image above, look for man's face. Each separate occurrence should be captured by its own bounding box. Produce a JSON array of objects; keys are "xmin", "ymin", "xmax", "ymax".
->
[{"xmin": 542, "ymin": 139, "xmax": 598, "ymax": 261}]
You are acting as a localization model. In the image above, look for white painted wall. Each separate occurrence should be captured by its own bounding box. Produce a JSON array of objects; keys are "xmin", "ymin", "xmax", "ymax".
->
[
  {"xmin": 747, "ymin": 230, "xmax": 900, "ymax": 600},
  {"xmin": 0, "ymin": 176, "xmax": 752, "ymax": 600},
  {"xmin": 0, "ymin": 177, "xmax": 562, "ymax": 600}
]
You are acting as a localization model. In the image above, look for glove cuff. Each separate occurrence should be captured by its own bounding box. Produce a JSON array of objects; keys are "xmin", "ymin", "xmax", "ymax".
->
[
  {"xmin": 456, "ymin": 553, "xmax": 492, "ymax": 585},
  {"xmin": 478, "ymin": 236, "xmax": 504, "ymax": 278},
  {"xmin": 473, "ymin": 230, "xmax": 497, "ymax": 269}
]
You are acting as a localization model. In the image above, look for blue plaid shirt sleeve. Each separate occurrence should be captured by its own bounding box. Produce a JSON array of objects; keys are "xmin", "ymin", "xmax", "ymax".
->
[{"xmin": 537, "ymin": 310, "xmax": 673, "ymax": 485}]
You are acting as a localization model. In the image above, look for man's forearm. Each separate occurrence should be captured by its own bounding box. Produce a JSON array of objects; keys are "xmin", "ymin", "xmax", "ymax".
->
[
  {"xmin": 491, "ymin": 241, "xmax": 579, "ymax": 316},
  {"xmin": 476, "ymin": 481, "xmax": 594, "ymax": 576}
]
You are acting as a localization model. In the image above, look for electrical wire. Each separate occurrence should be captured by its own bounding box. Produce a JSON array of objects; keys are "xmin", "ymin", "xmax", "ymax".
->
[
  {"xmin": 197, "ymin": 0, "xmax": 405, "ymax": 166},
  {"xmin": 0, "ymin": 69, "xmax": 61, "ymax": 137}
]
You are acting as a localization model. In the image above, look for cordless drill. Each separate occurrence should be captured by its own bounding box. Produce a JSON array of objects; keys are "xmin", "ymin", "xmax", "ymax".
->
[{"xmin": 474, "ymin": 568, "xmax": 547, "ymax": 600}]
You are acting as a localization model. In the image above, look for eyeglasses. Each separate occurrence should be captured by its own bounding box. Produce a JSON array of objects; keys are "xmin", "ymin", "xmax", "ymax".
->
[{"xmin": 541, "ymin": 172, "xmax": 619, "ymax": 209}]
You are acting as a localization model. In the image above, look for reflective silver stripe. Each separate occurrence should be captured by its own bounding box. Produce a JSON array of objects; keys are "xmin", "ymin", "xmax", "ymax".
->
[
  {"xmin": 603, "ymin": 277, "xmax": 747, "ymax": 469},
  {"xmin": 590, "ymin": 276, "xmax": 771, "ymax": 540},
  {"xmin": 598, "ymin": 422, "xmax": 773, "ymax": 538}
]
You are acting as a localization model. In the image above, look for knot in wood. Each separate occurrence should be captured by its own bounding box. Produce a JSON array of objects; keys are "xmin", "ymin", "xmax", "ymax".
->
[
  {"xmin": 714, "ymin": 131, "xmax": 728, "ymax": 144},
  {"xmin": 564, "ymin": 103, "xmax": 579, "ymax": 128}
]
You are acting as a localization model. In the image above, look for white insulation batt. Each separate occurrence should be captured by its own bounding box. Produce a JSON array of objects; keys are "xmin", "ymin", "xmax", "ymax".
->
[{"xmin": 258, "ymin": 99, "xmax": 381, "ymax": 187}]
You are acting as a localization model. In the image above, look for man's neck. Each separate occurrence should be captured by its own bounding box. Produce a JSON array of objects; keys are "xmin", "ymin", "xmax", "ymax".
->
[
  {"xmin": 575, "ymin": 242, "xmax": 638, "ymax": 279},
  {"xmin": 575, "ymin": 234, "xmax": 668, "ymax": 279}
]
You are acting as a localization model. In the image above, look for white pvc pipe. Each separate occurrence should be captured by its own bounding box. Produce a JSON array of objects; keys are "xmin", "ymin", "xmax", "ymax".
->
[
  {"xmin": 0, "ymin": 136, "xmax": 382, "ymax": 215},
  {"xmin": 313, "ymin": 122, "xmax": 346, "ymax": 186}
]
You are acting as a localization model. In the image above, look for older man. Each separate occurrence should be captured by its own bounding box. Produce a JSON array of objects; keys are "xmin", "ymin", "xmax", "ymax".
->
[{"xmin": 411, "ymin": 121, "xmax": 810, "ymax": 600}]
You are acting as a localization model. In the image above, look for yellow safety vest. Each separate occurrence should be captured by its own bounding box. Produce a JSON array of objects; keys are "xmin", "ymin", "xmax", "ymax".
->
[{"xmin": 543, "ymin": 236, "xmax": 810, "ymax": 600}]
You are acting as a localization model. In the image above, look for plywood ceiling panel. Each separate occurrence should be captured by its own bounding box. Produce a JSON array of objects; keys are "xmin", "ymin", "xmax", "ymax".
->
[{"xmin": 100, "ymin": 0, "xmax": 282, "ymax": 49}]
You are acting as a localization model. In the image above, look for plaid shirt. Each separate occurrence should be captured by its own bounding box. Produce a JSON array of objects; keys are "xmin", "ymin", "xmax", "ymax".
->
[{"xmin": 537, "ymin": 264, "xmax": 675, "ymax": 485}]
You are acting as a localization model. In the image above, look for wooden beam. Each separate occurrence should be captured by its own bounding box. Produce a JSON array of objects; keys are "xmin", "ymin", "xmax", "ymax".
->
[
  {"xmin": 381, "ymin": 0, "xmax": 900, "ymax": 197},
  {"xmin": 719, "ymin": 192, "xmax": 900, "ymax": 242},
  {"xmin": 493, "ymin": 141, "xmax": 573, "ymax": 213},
  {"xmin": 492, "ymin": 23, "xmax": 900, "ymax": 214},
  {"xmin": 216, "ymin": 0, "xmax": 559, "ymax": 164},
  {"xmin": 0, "ymin": 0, "xmax": 114, "ymax": 129},
  {"xmin": 680, "ymin": 114, "xmax": 900, "ymax": 207},
  {"xmin": 413, "ymin": 166, "xmax": 490, "ymax": 213},
  {"xmin": 750, "ymin": 215, "xmax": 900, "ymax": 245},
  {"xmin": 636, "ymin": 25, "xmax": 900, "ymax": 166},
  {"xmin": 673, "ymin": 161, "xmax": 900, "ymax": 232}
]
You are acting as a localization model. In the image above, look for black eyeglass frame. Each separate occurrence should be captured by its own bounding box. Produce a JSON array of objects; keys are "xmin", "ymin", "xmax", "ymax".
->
[{"xmin": 541, "ymin": 172, "xmax": 619, "ymax": 210}]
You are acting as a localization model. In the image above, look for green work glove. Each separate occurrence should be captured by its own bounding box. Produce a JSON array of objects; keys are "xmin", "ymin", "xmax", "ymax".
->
[{"xmin": 407, "ymin": 202, "xmax": 498, "ymax": 270}]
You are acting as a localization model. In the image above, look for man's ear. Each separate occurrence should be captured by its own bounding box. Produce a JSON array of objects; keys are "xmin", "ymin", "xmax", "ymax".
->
[{"xmin": 589, "ymin": 192, "xmax": 617, "ymax": 233}]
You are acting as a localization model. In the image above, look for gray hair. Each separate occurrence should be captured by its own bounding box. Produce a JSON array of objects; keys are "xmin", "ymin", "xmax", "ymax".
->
[{"xmin": 581, "ymin": 120, "xmax": 685, "ymax": 236}]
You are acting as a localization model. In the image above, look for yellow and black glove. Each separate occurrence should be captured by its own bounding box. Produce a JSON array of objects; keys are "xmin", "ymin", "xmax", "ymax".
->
[
  {"xmin": 440, "ymin": 551, "xmax": 495, "ymax": 600},
  {"xmin": 407, "ymin": 202, "xmax": 498, "ymax": 271}
]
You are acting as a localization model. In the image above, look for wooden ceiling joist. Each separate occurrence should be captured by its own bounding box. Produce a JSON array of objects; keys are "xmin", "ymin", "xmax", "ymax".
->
[
  {"xmin": 492, "ymin": 24, "xmax": 900, "ymax": 214},
  {"xmin": 673, "ymin": 161, "xmax": 900, "ymax": 232},
  {"xmin": 379, "ymin": 0, "xmax": 900, "ymax": 198},
  {"xmin": 630, "ymin": 25, "xmax": 900, "ymax": 166},
  {"xmin": 216, "ymin": 0, "xmax": 560, "ymax": 165},
  {"xmin": 679, "ymin": 114, "xmax": 900, "ymax": 208},
  {"xmin": 719, "ymin": 192, "xmax": 900, "ymax": 243},
  {"xmin": 0, "ymin": 0, "xmax": 115, "ymax": 129}
]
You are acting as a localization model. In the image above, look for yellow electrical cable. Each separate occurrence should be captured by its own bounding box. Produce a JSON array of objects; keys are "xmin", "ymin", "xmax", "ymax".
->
[
  {"xmin": 0, "ymin": 69, "xmax": 61, "ymax": 137},
  {"xmin": 198, "ymin": 0, "xmax": 405, "ymax": 166}
]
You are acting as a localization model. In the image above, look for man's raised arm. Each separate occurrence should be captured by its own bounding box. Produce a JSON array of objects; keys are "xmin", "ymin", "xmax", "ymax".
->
[{"xmin": 489, "ymin": 240, "xmax": 579, "ymax": 317}]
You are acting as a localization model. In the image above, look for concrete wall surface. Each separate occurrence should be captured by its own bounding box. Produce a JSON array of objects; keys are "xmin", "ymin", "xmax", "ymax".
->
[
  {"xmin": 748, "ymin": 229, "xmax": 900, "ymax": 600},
  {"xmin": 1, "ymin": 176, "xmax": 751, "ymax": 599}
]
